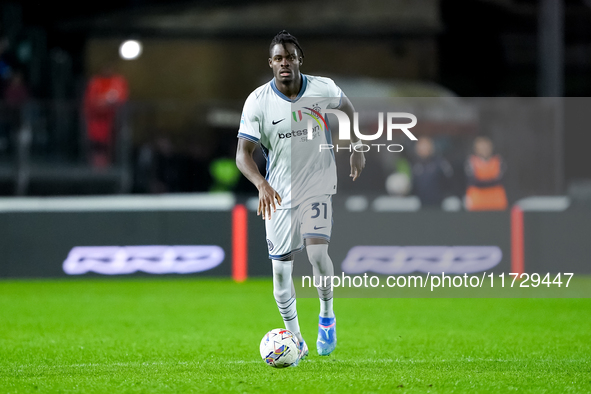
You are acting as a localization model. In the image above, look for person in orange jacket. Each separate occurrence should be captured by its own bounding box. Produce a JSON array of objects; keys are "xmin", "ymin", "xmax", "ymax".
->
[
  {"xmin": 83, "ymin": 65, "xmax": 129, "ymax": 168},
  {"xmin": 465, "ymin": 136, "xmax": 508, "ymax": 211}
]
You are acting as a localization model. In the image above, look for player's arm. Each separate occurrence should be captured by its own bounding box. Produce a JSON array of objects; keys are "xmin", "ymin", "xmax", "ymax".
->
[
  {"xmin": 338, "ymin": 95, "xmax": 366, "ymax": 181},
  {"xmin": 236, "ymin": 138, "xmax": 281, "ymax": 220}
]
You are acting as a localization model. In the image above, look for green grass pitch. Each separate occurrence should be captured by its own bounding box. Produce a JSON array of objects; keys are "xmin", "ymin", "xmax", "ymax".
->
[{"xmin": 1, "ymin": 278, "xmax": 590, "ymax": 393}]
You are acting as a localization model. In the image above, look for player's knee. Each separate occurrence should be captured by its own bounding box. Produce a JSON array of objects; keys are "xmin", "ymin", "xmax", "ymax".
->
[
  {"xmin": 306, "ymin": 244, "xmax": 329, "ymax": 266},
  {"xmin": 272, "ymin": 260, "xmax": 292, "ymax": 279},
  {"xmin": 273, "ymin": 286, "xmax": 291, "ymax": 301}
]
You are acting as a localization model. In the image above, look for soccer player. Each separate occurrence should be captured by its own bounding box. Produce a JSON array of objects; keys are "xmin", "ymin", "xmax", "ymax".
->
[{"xmin": 236, "ymin": 31, "xmax": 365, "ymax": 362}]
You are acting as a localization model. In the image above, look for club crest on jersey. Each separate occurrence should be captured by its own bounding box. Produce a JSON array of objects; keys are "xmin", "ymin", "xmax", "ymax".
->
[
  {"xmin": 292, "ymin": 108, "xmax": 328, "ymax": 131},
  {"xmin": 292, "ymin": 110, "xmax": 304, "ymax": 122},
  {"xmin": 267, "ymin": 239, "xmax": 274, "ymax": 251}
]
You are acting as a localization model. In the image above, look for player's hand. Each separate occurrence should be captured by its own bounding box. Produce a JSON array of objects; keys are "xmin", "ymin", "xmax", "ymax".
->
[
  {"xmin": 350, "ymin": 150, "xmax": 366, "ymax": 181},
  {"xmin": 257, "ymin": 181, "xmax": 282, "ymax": 220}
]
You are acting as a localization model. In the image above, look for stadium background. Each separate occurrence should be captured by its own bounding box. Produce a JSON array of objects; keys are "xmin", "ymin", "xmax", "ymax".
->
[
  {"xmin": 1, "ymin": 0, "xmax": 590, "ymax": 278},
  {"xmin": 1, "ymin": 1, "xmax": 590, "ymax": 393}
]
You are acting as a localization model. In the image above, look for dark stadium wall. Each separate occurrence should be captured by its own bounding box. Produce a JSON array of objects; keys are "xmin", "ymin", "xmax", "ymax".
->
[
  {"xmin": 0, "ymin": 210, "xmax": 232, "ymax": 278},
  {"xmin": 2, "ymin": 207, "xmax": 590, "ymax": 279},
  {"xmin": 85, "ymin": 40, "xmax": 437, "ymax": 101},
  {"xmin": 290, "ymin": 210, "xmax": 513, "ymax": 278},
  {"xmin": 84, "ymin": 37, "xmax": 437, "ymax": 143},
  {"xmin": 248, "ymin": 206, "xmax": 591, "ymax": 278},
  {"xmin": 523, "ymin": 210, "xmax": 591, "ymax": 275}
]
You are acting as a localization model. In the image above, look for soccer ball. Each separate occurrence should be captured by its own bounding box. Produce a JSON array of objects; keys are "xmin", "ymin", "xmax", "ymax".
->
[{"xmin": 259, "ymin": 328, "xmax": 300, "ymax": 368}]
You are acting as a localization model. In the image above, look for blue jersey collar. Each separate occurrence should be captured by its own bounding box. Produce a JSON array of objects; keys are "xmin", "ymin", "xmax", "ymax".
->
[{"xmin": 271, "ymin": 74, "xmax": 307, "ymax": 103}]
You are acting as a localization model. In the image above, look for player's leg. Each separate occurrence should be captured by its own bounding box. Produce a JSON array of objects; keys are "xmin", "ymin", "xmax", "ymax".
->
[
  {"xmin": 266, "ymin": 208, "xmax": 308, "ymax": 362},
  {"xmin": 306, "ymin": 241, "xmax": 334, "ymax": 319},
  {"xmin": 271, "ymin": 259, "xmax": 301, "ymax": 341},
  {"xmin": 306, "ymin": 240, "xmax": 337, "ymax": 356},
  {"xmin": 271, "ymin": 258, "xmax": 308, "ymax": 363},
  {"xmin": 301, "ymin": 195, "xmax": 337, "ymax": 355}
]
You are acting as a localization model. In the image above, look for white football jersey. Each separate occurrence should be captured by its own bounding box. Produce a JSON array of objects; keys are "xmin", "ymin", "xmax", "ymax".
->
[{"xmin": 238, "ymin": 74, "xmax": 343, "ymax": 209}]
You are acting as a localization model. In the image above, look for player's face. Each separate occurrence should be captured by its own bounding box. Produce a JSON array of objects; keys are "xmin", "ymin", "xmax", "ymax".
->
[{"xmin": 269, "ymin": 43, "xmax": 302, "ymax": 83}]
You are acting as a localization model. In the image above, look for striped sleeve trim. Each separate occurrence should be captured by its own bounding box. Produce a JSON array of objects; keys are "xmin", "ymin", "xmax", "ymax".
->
[{"xmin": 237, "ymin": 133, "xmax": 260, "ymax": 143}]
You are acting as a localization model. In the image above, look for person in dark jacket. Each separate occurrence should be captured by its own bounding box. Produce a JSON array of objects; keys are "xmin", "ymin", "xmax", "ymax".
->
[{"xmin": 411, "ymin": 137, "xmax": 453, "ymax": 207}]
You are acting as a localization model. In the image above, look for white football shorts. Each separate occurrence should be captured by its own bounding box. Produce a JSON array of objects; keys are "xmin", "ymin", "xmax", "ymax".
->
[{"xmin": 265, "ymin": 194, "xmax": 333, "ymax": 261}]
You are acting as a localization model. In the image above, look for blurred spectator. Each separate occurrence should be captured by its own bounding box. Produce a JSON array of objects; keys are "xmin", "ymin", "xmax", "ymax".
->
[
  {"xmin": 411, "ymin": 137, "xmax": 453, "ymax": 207},
  {"xmin": 150, "ymin": 137, "xmax": 181, "ymax": 193},
  {"xmin": 133, "ymin": 135, "xmax": 216, "ymax": 194},
  {"xmin": 83, "ymin": 64, "xmax": 129, "ymax": 168},
  {"xmin": 385, "ymin": 145, "xmax": 413, "ymax": 196},
  {"xmin": 465, "ymin": 136, "xmax": 508, "ymax": 211},
  {"xmin": 209, "ymin": 157, "xmax": 241, "ymax": 192},
  {"xmin": 209, "ymin": 131, "xmax": 241, "ymax": 192}
]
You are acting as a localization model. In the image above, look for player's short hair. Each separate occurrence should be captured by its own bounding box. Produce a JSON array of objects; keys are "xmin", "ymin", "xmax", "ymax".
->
[{"xmin": 269, "ymin": 30, "xmax": 305, "ymax": 59}]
